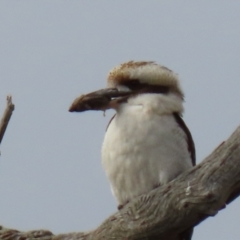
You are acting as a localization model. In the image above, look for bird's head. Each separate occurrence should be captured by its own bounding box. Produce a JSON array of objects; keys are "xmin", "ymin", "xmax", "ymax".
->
[
  {"xmin": 107, "ymin": 61, "xmax": 183, "ymax": 98},
  {"xmin": 69, "ymin": 61, "xmax": 183, "ymax": 112}
]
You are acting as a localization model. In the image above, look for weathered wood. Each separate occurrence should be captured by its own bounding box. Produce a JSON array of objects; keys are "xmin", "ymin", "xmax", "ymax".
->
[{"xmin": 1, "ymin": 126, "xmax": 240, "ymax": 240}]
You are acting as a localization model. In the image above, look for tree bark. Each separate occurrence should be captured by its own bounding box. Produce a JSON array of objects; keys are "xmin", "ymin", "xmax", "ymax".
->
[{"xmin": 1, "ymin": 125, "xmax": 240, "ymax": 240}]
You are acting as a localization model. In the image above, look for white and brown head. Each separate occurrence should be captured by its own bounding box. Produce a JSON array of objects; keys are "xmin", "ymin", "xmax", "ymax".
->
[
  {"xmin": 69, "ymin": 61, "xmax": 183, "ymax": 112},
  {"xmin": 108, "ymin": 61, "xmax": 183, "ymax": 98}
]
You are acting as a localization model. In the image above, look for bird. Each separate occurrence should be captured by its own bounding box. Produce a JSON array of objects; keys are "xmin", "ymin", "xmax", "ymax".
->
[{"xmin": 69, "ymin": 61, "xmax": 195, "ymax": 240}]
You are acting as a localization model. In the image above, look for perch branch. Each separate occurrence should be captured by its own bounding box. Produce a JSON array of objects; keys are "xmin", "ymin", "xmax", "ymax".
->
[{"xmin": 1, "ymin": 126, "xmax": 240, "ymax": 240}]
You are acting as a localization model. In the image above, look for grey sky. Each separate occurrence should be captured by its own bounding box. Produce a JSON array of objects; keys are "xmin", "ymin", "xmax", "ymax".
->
[{"xmin": 0, "ymin": 1, "xmax": 240, "ymax": 239}]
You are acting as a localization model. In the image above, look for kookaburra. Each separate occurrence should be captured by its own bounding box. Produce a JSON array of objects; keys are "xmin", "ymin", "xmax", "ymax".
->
[{"xmin": 69, "ymin": 61, "xmax": 195, "ymax": 240}]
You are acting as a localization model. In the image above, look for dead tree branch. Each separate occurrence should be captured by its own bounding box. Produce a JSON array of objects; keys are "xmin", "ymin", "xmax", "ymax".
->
[
  {"xmin": 0, "ymin": 96, "xmax": 15, "ymax": 145},
  {"xmin": 1, "ymin": 126, "xmax": 240, "ymax": 240}
]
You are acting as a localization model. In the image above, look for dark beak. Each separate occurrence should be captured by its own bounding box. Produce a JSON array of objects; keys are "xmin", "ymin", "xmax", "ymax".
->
[{"xmin": 69, "ymin": 88, "xmax": 131, "ymax": 112}]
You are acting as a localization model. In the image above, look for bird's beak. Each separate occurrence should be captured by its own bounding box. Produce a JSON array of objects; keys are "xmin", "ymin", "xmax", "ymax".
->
[{"xmin": 69, "ymin": 88, "xmax": 131, "ymax": 112}]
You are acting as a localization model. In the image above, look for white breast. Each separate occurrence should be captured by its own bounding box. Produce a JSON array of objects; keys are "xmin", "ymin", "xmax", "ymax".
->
[{"xmin": 101, "ymin": 93, "xmax": 192, "ymax": 205}]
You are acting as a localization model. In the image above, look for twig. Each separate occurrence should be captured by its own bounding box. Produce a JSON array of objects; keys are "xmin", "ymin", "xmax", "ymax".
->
[{"xmin": 0, "ymin": 95, "xmax": 15, "ymax": 144}]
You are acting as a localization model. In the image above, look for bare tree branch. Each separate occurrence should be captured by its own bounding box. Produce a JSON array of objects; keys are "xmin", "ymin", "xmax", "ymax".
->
[
  {"xmin": 1, "ymin": 126, "xmax": 240, "ymax": 240},
  {"xmin": 0, "ymin": 96, "xmax": 15, "ymax": 145}
]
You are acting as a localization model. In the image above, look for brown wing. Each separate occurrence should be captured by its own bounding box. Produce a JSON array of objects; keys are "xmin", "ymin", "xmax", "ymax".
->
[
  {"xmin": 173, "ymin": 113, "xmax": 195, "ymax": 240},
  {"xmin": 173, "ymin": 113, "xmax": 196, "ymax": 166},
  {"xmin": 106, "ymin": 114, "xmax": 116, "ymax": 131}
]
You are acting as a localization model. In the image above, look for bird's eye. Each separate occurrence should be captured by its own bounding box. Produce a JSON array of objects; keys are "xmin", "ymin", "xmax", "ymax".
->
[
  {"xmin": 120, "ymin": 79, "xmax": 170, "ymax": 94},
  {"xmin": 123, "ymin": 79, "xmax": 141, "ymax": 91}
]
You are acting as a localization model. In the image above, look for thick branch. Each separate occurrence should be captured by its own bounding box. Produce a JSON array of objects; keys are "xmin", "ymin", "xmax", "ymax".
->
[
  {"xmin": 0, "ymin": 96, "xmax": 15, "ymax": 144},
  {"xmin": 1, "ymin": 126, "xmax": 240, "ymax": 240}
]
